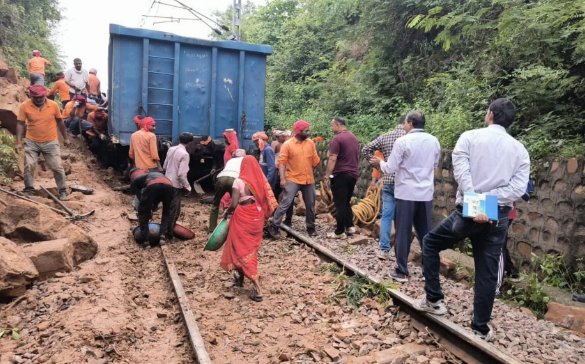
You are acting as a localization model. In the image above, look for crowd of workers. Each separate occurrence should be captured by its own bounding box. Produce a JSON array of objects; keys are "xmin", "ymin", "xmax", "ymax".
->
[{"xmin": 16, "ymin": 49, "xmax": 535, "ymax": 341}]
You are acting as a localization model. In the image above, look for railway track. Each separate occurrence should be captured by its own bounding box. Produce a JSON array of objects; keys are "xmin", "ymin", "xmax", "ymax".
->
[{"xmin": 279, "ymin": 224, "xmax": 521, "ymax": 364}]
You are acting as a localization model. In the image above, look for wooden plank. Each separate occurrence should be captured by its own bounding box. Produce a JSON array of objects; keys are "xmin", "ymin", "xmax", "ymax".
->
[
  {"xmin": 279, "ymin": 224, "xmax": 521, "ymax": 364},
  {"xmin": 161, "ymin": 245, "xmax": 212, "ymax": 364}
]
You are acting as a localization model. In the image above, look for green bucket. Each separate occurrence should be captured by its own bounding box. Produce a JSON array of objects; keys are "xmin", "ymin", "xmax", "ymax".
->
[{"xmin": 204, "ymin": 218, "xmax": 229, "ymax": 251}]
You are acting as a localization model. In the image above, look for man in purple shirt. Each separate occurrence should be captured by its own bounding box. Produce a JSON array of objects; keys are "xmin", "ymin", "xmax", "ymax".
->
[
  {"xmin": 164, "ymin": 132, "xmax": 194, "ymax": 237},
  {"xmin": 371, "ymin": 111, "xmax": 440, "ymax": 282},
  {"xmin": 325, "ymin": 117, "xmax": 360, "ymax": 239}
]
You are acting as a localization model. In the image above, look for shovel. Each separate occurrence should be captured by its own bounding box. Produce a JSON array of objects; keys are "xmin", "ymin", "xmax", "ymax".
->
[
  {"xmin": 40, "ymin": 186, "xmax": 95, "ymax": 220},
  {"xmin": 193, "ymin": 168, "xmax": 223, "ymax": 195}
]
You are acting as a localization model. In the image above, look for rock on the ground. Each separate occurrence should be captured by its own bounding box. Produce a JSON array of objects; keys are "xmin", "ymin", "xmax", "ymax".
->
[
  {"xmin": 21, "ymin": 239, "xmax": 75, "ymax": 278},
  {"xmin": 0, "ymin": 237, "xmax": 38, "ymax": 297},
  {"xmin": 545, "ymin": 302, "xmax": 585, "ymax": 334},
  {"xmin": 0, "ymin": 198, "xmax": 97, "ymax": 264},
  {"xmin": 373, "ymin": 343, "xmax": 427, "ymax": 364}
]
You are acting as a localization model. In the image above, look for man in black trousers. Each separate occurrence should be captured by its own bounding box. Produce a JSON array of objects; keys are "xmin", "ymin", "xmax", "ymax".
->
[{"xmin": 130, "ymin": 169, "xmax": 175, "ymax": 246}]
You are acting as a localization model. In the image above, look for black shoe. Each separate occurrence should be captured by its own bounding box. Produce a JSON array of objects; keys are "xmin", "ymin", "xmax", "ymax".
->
[
  {"xmin": 573, "ymin": 293, "xmax": 585, "ymax": 303},
  {"xmin": 307, "ymin": 230, "xmax": 317, "ymax": 237},
  {"xmin": 268, "ymin": 224, "xmax": 281, "ymax": 239},
  {"xmin": 508, "ymin": 272, "xmax": 521, "ymax": 282},
  {"xmin": 21, "ymin": 190, "xmax": 36, "ymax": 197},
  {"xmin": 390, "ymin": 270, "xmax": 408, "ymax": 283},
  {"xmin": 283, "ymin": 220, "xmax": 292, "ymax": 227}
]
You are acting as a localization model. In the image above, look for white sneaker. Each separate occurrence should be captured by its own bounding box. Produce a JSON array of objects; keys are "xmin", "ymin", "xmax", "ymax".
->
[
  {"xmin": 326, "ymin": 232, "xmax": 347, "ymax": 239},
  {"xmin": 414, "ymin": 297, "xmax": 448, "ymax": 315},
  {"xmin": 473, "ymin": 326, "xmax": 494, "ymax": 342},
  {"xmin": 377, "ymin": 250, "xmax": 390, "ymax": 260},
  {"xmin": 346, "ymin": 227, "xmax": 357, "ymax": 235}
]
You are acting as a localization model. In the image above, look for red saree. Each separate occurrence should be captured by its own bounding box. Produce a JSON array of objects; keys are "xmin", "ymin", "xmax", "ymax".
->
[{"xmin": 220, "ymin": 156, "xmax": 278, "ymax": 280}]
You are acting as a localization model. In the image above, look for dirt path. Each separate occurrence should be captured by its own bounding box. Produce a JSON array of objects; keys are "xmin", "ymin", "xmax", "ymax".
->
[{"xmin": 0, "ymin": 142, "xmax": 190, "ymax": 364}]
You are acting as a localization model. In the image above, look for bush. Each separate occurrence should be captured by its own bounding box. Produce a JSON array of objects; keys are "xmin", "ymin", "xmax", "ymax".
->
[{"xmin": 0, "ymin": 122, "xmax": 18, "ymax": 183}]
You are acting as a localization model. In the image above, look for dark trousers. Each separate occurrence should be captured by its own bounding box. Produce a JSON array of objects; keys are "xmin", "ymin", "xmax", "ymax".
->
[
  {"xmin": 138, "ymin": 183, "xmax": 174, "ymax": 243},
  {"xmin": 273, "ymin": 175, "xmax": 294, "ymax": 224},
  {"xmin": 394, "ymin": 199, "xmax": 432, "ymax": 276},
  {"xmin": 209, "ymin": 176, "xmax": 235, "ymax": 232},
  {"xmin": 87, "ymin": 135, "xmax": 109, "ymax": 168},
  {"xmin": 331, "ymin": 172, "xmax": 356, "ymax": 235},
  {"xmin": 272, "ymin": 181, "xmax": 316, "ymax": 232},
  {"xmin": 422, "ymin": 207, "xmax": 510, "ymax": 335},
  {"xmin": 495, "ymin": 220, "xmax": 519, "ymax": 294},
  {"xmin": 169, "ymin": 188, "xmax": 182, "ymax": 237}
]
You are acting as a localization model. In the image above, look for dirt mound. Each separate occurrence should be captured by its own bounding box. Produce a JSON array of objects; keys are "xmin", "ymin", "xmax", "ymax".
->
[
  {"xmin": 0, "ymin": 236, "xmax": 38, "ymax": 298},
  {"xmin": 0, "ymin": 198, "xmax": 98, "ymax": 264}
]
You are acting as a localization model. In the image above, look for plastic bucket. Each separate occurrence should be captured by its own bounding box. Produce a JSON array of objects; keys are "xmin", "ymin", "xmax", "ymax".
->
[
  {"xmin": 174, "ymin": 223, "xmax": 195, "ymax": 240},
  {"xmin": 133, "ymin": 223, "xmax": 161, "ymax": 245},
  {"xmin": 204, "ymin": 219, "xmax": 229, "ymax": 251}
]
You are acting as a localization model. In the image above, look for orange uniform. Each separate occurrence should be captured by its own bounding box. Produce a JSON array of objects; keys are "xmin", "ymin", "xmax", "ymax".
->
[
  {"xmin": 62, "ymin": 101, "xmax": 98, "ymax": 119},
  {"xmin": 17, "ymin": 99, "xmax": 62, "ymax": 143},
  {"xmin": 28, "ymin": 57, "xmax": 51, "ymax": 76},
  {"xmin": 88, "ymin": 74, "xmax": 101, "ymax": 95},
  {"xmin": 86, "ymin": 111, "xmax": 108, "ymax": 136},
  {"xmin": 47, "ymin": 79, "xmax": 71, "ymax": 103},
  {"xmin": 277, "ymin": 138, "xmax": 321, "ymax": 185},
  {"xmin": 129, "ymin": 130, "xmax": 160, "ymax": 170}
]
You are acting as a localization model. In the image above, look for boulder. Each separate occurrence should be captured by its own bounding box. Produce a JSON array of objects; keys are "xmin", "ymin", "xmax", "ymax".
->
[
  {"xmin": 0, "ymin": 198, "xmax": 98, "ymax": 265},
  {"xmin": 545, "ymin": 302, "xmax": 585, "ymax": 334},
  {"xmin": 373, "ymin": 343, "xmax": 427, "ymax": 364},
  {"xmin": 0, "ymin": 237, "xmax": 39, "ymax": 297},
  {"xmin": 21, "ymin": 239, "xmax": 74, "ymax": 278}
]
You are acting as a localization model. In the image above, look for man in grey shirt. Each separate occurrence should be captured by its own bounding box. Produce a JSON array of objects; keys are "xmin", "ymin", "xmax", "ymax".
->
[
  {"xmin": 371, "ymin": 111, "xmax": 440, "ymax": 282},
  {"xmin": 415, "ymin": 98, "xmax": 530, "ymax": 342}
]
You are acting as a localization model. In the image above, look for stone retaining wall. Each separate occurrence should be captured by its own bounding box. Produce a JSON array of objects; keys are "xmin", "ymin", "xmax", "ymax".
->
[{"xmin": 314, "ymin": 141, "xmax": 585, "ymax": 266}]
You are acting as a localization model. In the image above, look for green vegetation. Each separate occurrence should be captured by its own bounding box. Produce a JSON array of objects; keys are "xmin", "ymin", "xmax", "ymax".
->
[
  {"xmin": 502, "ymin": 253, "xmax": 585, "ymax": 318},
  {"xmin": 0, "ymin": 122, "xmax": 18, "ymax": 183},
  {"xmin": 0, "ymin": 0, "xmax": 62, "ymax": 77},
  {"xmin": 213, "ymin": 0, "xmax": 585, "ymax": 163}
]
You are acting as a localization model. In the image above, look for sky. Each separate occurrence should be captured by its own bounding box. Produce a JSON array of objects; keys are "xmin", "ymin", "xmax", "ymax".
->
[{"xmin": 54, "ymin": 0, "xmax": 265, "ymax": 92}]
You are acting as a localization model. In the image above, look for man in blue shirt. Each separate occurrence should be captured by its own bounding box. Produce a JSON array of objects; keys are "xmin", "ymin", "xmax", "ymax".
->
[
  {"xmin": 253, "ymin": 132, "xmax": 276, "ymax": 189},
  {"xmin": 415, "ymin": 98, "xmax": 530, "ymax": 343}
]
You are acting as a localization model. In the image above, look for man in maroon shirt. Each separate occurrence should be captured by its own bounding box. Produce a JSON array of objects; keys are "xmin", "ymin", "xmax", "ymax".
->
[{"xmin": 325, "ymin": 117, "xmax": 360, "ymax": 239}]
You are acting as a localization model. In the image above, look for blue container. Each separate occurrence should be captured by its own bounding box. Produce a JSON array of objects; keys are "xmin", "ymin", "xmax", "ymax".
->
[
  {"xmin": 133, "ymin": 223, "xmax": 161, "ymax": 245},
  {"xmin": 108, "ymin": 24, "xmax": 273, "ymax": 149}
]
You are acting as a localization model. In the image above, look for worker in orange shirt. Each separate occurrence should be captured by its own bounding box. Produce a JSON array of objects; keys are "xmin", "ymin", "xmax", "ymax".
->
[
  {"xmin": 47, "ymin": 72, "xmax": 71, "ymax": 108},
  {"xmin": 16, "ymin": 85, "xmax": 70, "ymax": 200},
  {"xmin": 28, "ymin": 50, "xmax": 51, "ymax": 85},
  {"xmin": 62, "ymin": 95, "xmax": 98, "ymax": 136},
  {"xmin": 86, "ymin": 108, "xmax": 109, "ymax": 168},
  {"xmin": 88, "ymin": 68, "xmax": 101, "ymax": 103},
  {"xmin": 129, "ymin": 115, "xmax": 163, "ymax": 173}
]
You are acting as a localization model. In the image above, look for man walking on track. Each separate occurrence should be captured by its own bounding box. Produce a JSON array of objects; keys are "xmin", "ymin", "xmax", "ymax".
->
[
  {"xmin": 415, "ymin": 98, "xmax": 530, "ymax": 342},
  {"xmin": 164, "ymin": 132, "xmax": 194, "ymax": 236},
  {"xmin": 325, "ymin": 117, "xmax": 359, "ymax": 239},
  {"xmin": 362, "ymin": 116, "xmax": 406, "ymax": 259},
  {"xmin": 16, "ymin": 85, "xmax": 70, "ymax": 201},
  {"xmin": 28, "ymin": 50, "xmax": 51, "ymax": 85},
  {"xmin": 371, "ymin": 111, "xmax": 440, "ymax": 283},
  {"xmin": 269, "ymin": 120, "xmax": 325, "ymax": 238}
]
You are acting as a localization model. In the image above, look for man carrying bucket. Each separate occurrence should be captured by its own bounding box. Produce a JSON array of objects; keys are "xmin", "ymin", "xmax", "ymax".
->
[{"xmin": 130, "ymin": 169, "xmax": 174, "ymax": 246}]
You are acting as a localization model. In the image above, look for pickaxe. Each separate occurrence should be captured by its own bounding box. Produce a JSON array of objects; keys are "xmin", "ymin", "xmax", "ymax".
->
[{"xmin": 40, "ymin": 186, "xmax": 95, "ymax": 220}]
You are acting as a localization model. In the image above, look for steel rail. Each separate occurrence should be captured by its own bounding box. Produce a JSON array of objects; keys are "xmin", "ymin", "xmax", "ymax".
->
[
  {"xmin": 160, "ymin": 245, "xmax": 212, "ymax": 364},
  {"xmin": 279, "ymin": 224, "xmax": 521, "ymax": 364}
]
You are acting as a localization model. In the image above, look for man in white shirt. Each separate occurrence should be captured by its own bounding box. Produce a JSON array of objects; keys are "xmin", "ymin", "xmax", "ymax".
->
[
  {"xmin": 370, "ymin": 111, "xmax": 440, "ymax": 283},
  {"xmin": 209, "ymin": 149, "xmax": 246, "ymax": 232},
  {"xmin": 414, "ymin": 98, "xmax": 530, "ymax": 343},
  {"xmin": 164, "ymin": 132, "xmax": 194, "ymax": 238},
  {"xmin": 65, "ymin": 58, "xmax": 90, "ymax": 98}
]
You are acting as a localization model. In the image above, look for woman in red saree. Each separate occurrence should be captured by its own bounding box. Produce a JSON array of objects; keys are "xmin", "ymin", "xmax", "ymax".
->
[
  {"xmin": 220, "ymin": 156, "xmax": 278, "ymax": 302},
  {"xmin": 223, "ymin": 129, "xmax": 239, "ymax": 164}
]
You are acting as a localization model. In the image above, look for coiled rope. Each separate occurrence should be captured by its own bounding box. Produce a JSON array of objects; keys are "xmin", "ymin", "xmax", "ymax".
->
[{"xmin": 320, "ymin": 181, "xmax": 383, "ymax": 226}]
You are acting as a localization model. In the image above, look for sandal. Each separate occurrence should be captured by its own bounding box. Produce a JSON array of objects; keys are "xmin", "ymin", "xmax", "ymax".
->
[
  {"xmin": 249, "ymin": 292, "xmax": 263, "ymax": 302},
  {"xmin": 233, "ymin": 271, "xmax": 244, "ymax": 287}
]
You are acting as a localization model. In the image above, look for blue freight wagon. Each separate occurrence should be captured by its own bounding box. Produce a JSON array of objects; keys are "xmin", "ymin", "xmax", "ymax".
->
[{"xmin": 107, "ymin": 24, "xmax": 273, "ymax": 150}]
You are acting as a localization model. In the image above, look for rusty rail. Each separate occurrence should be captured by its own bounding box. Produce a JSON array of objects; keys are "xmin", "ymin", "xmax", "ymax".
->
[{"xmin": 279, "ymin": 224, "xmax": 521, "ymax": 364}]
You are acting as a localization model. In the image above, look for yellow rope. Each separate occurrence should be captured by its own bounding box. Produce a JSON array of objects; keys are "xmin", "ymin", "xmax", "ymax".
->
[{"xmin": 320, "ymin": 181, "xmax": 383, "ymax": 226}]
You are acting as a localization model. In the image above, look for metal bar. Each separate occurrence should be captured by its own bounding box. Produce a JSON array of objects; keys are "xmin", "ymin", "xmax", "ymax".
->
[
  {"xmin": 0, "ymin": 188, "xmax": 69, "ymax": 216},
  {"xmin": 172, "ymin": 42, "xmax": 180, "ymax": 144},
  {"xmin": 142, "ymin": 39, "xmax": 150, "ymax": 115},
  {"xmin": 160, "ymin": 245, "xmax": 212, "ymax": 364},
  {"xmin": 148, "ymin": 87, "xmax": 174, "ymax": 91},
  {"xmin": 236, "ymin": 50, "xmax": 245, "ymax": 143},
  {"xmin": 40, "ymin": 186, "xmax": 75, "ymax": 216},
  {"xmin": 209, "ymin": 47, "xmax": 218, "ymax": 138},
  {"xmin": 148, "ymin": 55, "xmax": 175, "ymax": 60},
  {"xmin": 278, "ymin": 224, "xmax": 522, "ymax": 364},
  {"xmin": 148, "ymin": 71, "xmax": 174, "ymax": 76},
  {"xmin": 147, "ymin": 103, "xmax": 174, "ymax": 106}
]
